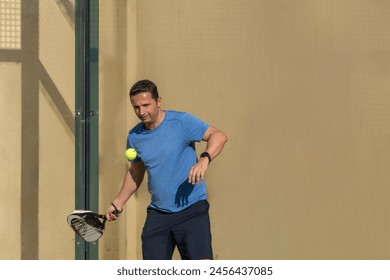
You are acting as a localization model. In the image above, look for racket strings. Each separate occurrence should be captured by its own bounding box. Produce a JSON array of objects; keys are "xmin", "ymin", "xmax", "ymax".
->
[{"xmin": 71, "ymin": 218, "xmax": 102, "ymax": 239}]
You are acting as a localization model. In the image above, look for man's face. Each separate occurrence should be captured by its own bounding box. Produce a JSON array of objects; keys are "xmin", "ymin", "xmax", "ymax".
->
[{"xmin": 130, "ymin": 92, "xmax": 161, "ymax": 129}]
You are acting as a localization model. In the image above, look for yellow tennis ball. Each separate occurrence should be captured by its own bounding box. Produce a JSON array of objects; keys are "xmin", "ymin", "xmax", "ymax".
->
[{"xmin": 125, "ymin": 148, "xmax": 137, "ymax": 160}]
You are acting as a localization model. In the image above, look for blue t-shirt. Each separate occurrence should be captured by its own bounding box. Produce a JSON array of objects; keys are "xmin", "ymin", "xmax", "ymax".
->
[{"xmin": 127, "ymin": 110, "xmax": 209, "ymax": 212}]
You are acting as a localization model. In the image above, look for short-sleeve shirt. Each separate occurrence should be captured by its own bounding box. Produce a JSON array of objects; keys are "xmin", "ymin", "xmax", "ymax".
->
[{"xmin": 127, "ymin": 110, "xmax": 209, "ymax": 212}]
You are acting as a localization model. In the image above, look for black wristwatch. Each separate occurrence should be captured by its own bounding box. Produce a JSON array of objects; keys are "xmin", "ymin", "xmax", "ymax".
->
[{"xmin": 200, "ymin": 152, "xmax": 212, "ymax": 163}]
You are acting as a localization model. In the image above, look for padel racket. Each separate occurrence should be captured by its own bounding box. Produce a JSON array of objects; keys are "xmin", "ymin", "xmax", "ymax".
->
[{"xmin": 67, "ymin": 210, "xmax": 107, "ymax": 242}]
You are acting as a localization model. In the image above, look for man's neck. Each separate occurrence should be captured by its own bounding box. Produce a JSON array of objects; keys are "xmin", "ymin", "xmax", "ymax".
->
[{"xmin": 145, "ymin": 109, "xmax": 165, "ymax": 130}]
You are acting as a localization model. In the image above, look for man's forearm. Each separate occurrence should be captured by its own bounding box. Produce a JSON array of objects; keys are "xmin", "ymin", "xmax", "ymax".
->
[
  {"xmin": 113, "ymin": 165, "xmax": 144, "ymax": 209},
  {"xmin": 204, "ymin": 129, "xmax": 228, "ymax": 161}
]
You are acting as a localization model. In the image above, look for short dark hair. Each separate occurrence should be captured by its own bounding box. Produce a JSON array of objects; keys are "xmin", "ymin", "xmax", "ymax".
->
[{"xmin": 129, "ymin": 79, "xmax": 159, "ymax": 100}]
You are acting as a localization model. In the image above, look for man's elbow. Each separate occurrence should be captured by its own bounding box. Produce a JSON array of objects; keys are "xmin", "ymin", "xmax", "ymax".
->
[
  {"xmin": 223, "ymin": 132, "xmax": 228, "ymax": 144},
  {"xmin": 219, "ymin": 130, "xmax": 228, "ymax": 144}
]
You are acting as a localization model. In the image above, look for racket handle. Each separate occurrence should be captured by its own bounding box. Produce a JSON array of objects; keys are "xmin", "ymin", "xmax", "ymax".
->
[
  {"xmin": 102, "ymin": 215, "xmax": 107, "ymax": 229},
  {"xmin": 111, "ymin": 202, "xmax": 122, "ymax": 217}
]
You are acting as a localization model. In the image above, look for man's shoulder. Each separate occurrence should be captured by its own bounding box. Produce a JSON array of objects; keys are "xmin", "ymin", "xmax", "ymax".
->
[
  {"xmin": 165, "ymin": 110, "xmax": 184, "ymax": 118},
  {"xmin": 165, "ymin": 110, "xmax": 195, "ymax": 121},
  {"xmin": 128, "ymin": 122, "xmax": 143, "ymax": 135}
]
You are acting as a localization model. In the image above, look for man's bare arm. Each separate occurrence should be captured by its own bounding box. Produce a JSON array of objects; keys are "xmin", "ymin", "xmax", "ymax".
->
[
  {"xmin": 188, "ymin": 126, "xmax": 228, "ymax": 184},
  {"xmin": 106, "ymin": 161, "xmax": 145, "ymax": 220}
]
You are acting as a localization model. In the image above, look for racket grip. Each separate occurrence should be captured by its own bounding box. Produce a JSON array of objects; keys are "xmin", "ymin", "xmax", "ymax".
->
[{"xmin": 111, "ymin": 202, "xmax": 122, "ymax": 217}]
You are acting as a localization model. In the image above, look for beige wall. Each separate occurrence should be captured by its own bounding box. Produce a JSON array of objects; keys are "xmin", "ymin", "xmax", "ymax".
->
[
  {"xmin": 1, "ymin": 0, "xmax": 389, "ymax": 260},
  {"xmin": 38, "ymin": 0, "xmax": 75, "ymax": 259},
  {"xmin": 99, "ymin": 0, "xmax": 138, "ymax": 260},
  {"xmin": 0, "ymin": 63, "xmax": 22, "ymax": 259},
  {"xmin": 0, "ymin": 0, "xmax": 75, "ymax": 259},
  {"xmin": 126, "ymin": 0, "xmax": 390, "ymax": 259}
]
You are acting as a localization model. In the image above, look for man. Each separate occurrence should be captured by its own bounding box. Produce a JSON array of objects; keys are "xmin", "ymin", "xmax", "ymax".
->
[{"xmin": 106, "ymin": 79, "xmax": 228, "ymax": 260}]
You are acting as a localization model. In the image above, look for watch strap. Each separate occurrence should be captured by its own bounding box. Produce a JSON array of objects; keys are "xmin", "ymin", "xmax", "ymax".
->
[{"xmin": 200, "ymin": 152, "xmax": 212, "ymax": 163}]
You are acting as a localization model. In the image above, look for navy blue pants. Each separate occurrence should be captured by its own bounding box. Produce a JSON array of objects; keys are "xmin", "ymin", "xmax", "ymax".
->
[{"xmin": 141, "ymin": 200, "xmax": 213, "ymax": 260}]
